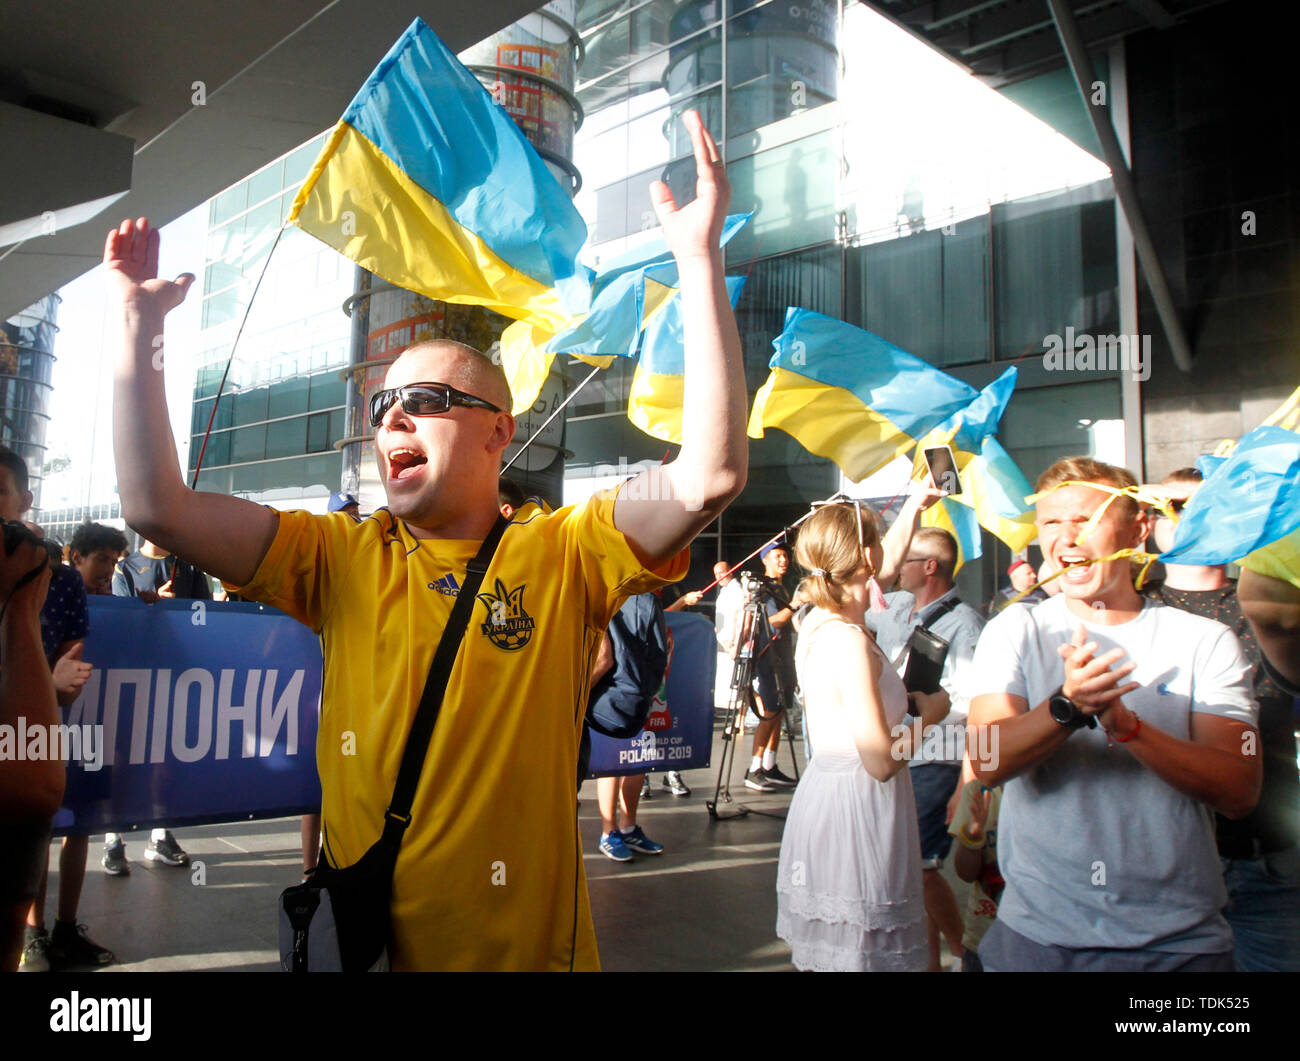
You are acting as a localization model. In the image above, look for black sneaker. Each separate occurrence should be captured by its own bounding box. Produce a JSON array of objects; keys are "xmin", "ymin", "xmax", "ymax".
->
[
  {"xmin": 19, "ymin": 928, "xmax": 50, "ymax": 972},
  {"xmin": 662, "ymin": 771, "xmax": 690, "ymax": 797},
  {"xmin": 744, "ymin": 768, "xmax": 777, "ymax": 792},
  {"xmin": 640, "ymin": 776, "xmax": 653, "ymax": 801},
  {"xmin": 764, "ymin": 765, "xmax": 798, "ymax": 788},
  {"xmin": 102, "ymin": 839, "xmax": 130, "ymax": 876},
  {"xmin": 49, "ymin": 923, "xmax": 115, "ymax": 967},
  {"xmin": 145, "ymin": 831, "xmax": 190, "ymax": 866}
]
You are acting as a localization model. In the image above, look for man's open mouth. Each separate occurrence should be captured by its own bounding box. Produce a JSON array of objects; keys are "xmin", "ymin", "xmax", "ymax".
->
[
  {"xmin": 1057, "ymin": 553, "xmax": 1094, "ymax": 583},
  {"xmin": 387, "ymin": 447, "xmax": 428, "ymax": 483}
]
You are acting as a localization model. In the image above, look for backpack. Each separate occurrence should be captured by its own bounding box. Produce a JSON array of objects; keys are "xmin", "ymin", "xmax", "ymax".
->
[{"xmin": 586, "ymin": 592, "xmax": 669, "ymax": 740}]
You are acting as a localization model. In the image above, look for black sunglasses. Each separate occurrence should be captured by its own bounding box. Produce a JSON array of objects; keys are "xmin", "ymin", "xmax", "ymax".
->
[{"xmin": 369, "ymin": 381, "xmax": 503, "ymax": 427}]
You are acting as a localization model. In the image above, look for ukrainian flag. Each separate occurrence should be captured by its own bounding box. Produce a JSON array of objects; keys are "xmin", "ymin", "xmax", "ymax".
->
[
  {"xmin": 1161, "ymin": 424, "xmax": 1300, "ymax": 567},
  {"xmin": 911, "ymin": 367, "xmax": 1038, "ymax": 563},
  {"xmin": 499, "ymin": 214, "xmax": 751, "ymax": 416},
  {"xmin": 747, "ymin": 309, "xmax": 982, "ymax": 481},
  {"xmin": 627, "ymin": 276, "xmax": 747, "ymax": 442},
  {"xmin": 289, "ymin": 18, "xmax": 591, "ymax": 334}
]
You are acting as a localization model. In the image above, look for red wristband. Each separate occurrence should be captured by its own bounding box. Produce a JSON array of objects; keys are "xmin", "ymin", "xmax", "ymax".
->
[{"xmin": 1113, "ymin": 716, "xmax": 1141, "ymax": 743}]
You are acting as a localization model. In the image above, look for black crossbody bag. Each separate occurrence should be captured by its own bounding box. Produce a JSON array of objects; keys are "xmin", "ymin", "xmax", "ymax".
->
[
  {"xmin": 902, "ymin": 596, "xmax": 960, "ymax": 706},
  {"xmin": 278, "ymin": 514, "xmax": 509, "ymax": 972}
]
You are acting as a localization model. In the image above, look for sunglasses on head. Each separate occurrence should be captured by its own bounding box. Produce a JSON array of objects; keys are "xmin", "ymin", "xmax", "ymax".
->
[{"xmin": 369, "ymin": 381, "xmax": 502, "ymax": 427}]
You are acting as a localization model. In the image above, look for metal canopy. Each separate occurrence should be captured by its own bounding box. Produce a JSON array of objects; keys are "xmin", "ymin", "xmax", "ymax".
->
[
  {"xmin": 0, "ymin": 0, "xmax": 545, "ymax": 319},
  {"xmin": 867, "ymin": 0, "xmax": 1229, "ymax": 87}
]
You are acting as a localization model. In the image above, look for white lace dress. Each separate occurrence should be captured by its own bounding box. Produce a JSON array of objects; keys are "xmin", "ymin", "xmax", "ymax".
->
[{"xmin": 775, "ymin": 608, "xmax": 927, "ymax": 971}]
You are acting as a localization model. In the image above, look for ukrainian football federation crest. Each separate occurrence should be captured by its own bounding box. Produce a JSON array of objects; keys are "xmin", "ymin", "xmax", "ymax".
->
[{"xmin": 476, "ymin": 578, "xmax": 536, "ymax": 651}]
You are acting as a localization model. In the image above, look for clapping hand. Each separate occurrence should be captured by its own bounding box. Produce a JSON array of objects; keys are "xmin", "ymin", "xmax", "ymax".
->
[{"xmin": 1058, "ymin": 623, "xmax": 1139, "ymax": 720}]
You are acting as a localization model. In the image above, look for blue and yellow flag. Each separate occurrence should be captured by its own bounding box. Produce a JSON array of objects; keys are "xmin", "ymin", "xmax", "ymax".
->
[
  {"xmin": 910, "ymin": 367, "xmax": 1038, "ymax": 565},
  {"xmin": 499, "ymin": 214, "xmax": 751, "ymax": 416},
  {"xmin": 627, "ymin": 276, "xmax": 747, "ymax": 443},
  {"xmin": 289, "ymin": 18, "xmax": 590, "ymax": 333},
  {"xmin": 747, "ymin": 309, "xmax": 981, "ymax": 481},
  {"xmin": 1160, "ymin": 423, "xmax": 1300, "ymax": 568}
]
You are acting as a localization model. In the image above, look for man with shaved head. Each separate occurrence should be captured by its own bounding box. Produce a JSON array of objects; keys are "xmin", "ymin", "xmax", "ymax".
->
[{"xmin": 107, "ymin": 111, "xmax": 747, "ymax": 971}]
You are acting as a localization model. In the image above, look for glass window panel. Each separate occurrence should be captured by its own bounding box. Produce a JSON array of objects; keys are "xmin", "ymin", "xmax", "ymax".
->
[
  {"xmin": 191, "ymin": 398, "xmax": 213, "ymax": 436},
  {"xmin": 723, "ymin": 0, "xmax": 837, "ymax": 139},
  {"xmin": 230, "ymin": 425, "xmax": 265, "ymax": 464},
  {"xmin": 732, "ymin": 243, "xmax": 841, "ymax": 380},
  {"xmin": 194, "ymin": 430, "xmax": 231, "ymax": 468},
  {"xmin": 309, "ymin": 373, "xmax": 346, "ymax": 411},
  {"xmin": 724, "ymin": 129, "xmax": 837, "ymax": 261},
  {"xmin": 848, "ymin": 218, "xmax": 990, "ymax": 366},
  {"xmin": 302, "ymin": 453, "xmax": 341, "ymax": 493},
  {"xmin": 284, "ymin": 137, "xmax": 326, "ymax": 187},
  {"xmin": 204, "ymin": 260, "xmax": 241, "ymax": 296},
  {"xmin": 328, "ymin": 409, "xmax": 345, "ymax": 447},
  {"xmin": 247, "ymin": 162, "xmax": 284, "ymax": 209},
  {"xmin": 266, "ymin": 417, "xmax": 307, "ymax": 460},
  {"xmin": 268, "ymin": 376, "xmax": 310, "ymax": 419},
  {"xmin": 202, "ymin": 290, "xmax": 240, "ymax": 330},
  {"xmin": 232, "ymin": 387, "xmax": 268, "ymax": 426},
  {"xmin": 998, "ymin": 379, "xmax": 1122, "ymax": 486},
  {"xmin": 209, "ymin": 183, "xmax": 246, "ymax": 227},
  {"xmin": 993, "ymin": 199, "xmax": 1118, "ymax": 360},
  {"xmin": 579, "ymin": 0, "xmax": 632, "ymax": 32},
  {"xmin": 307, "ymin": 411, "xmax": 330, "ymax": 453},
  {"xmin": 195, "ymin": 467, "xmax": 233, "ymax": 495},
  {"xmin": 232, "ymin": 462, "xmax": 265, "ymax": 495}
]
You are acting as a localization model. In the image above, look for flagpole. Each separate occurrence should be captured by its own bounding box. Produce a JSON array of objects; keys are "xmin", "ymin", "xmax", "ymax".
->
[
  {"xmin": 502, "ymin": 362, "xmax": 603, "ymax": 474},
  {"xmin": 695, "ymin": 490, "xmax": 859, "ymax": 595}
]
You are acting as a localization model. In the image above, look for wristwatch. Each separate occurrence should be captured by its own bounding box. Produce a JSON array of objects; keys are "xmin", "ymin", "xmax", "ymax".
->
[{"xmin": 1048, "ymin": 689, "xmax": 1097, "ymax": 730}]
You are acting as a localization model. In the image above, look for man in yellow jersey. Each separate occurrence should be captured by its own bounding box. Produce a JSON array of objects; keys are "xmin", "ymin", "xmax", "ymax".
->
[{"xmin": 105, "ymin": 112, "xmax": 747, "ymax": 970}]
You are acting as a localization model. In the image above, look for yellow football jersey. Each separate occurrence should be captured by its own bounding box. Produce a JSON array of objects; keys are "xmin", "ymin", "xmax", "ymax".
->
[{"xmin": 233, "ymin": 490, "xmax": 686, "ymax": 970}]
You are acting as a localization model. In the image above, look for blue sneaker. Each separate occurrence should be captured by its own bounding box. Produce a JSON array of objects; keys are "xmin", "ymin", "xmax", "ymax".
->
[
  {"xmin": 599, "ymin": 831, "xmax": 634, "ymax": 862},
  {"xmin": 620, "ymin": 825, "xmax": 664, "ymax": 855}
]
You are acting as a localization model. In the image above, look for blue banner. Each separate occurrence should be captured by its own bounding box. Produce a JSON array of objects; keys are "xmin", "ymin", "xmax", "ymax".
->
[
  {"xmin": 586, "ymin": 612, "xmax": 716, "ymax": 778},
  {"xmin": 53, "ymin": 597, "xmax": 323, "ymax": 836}
]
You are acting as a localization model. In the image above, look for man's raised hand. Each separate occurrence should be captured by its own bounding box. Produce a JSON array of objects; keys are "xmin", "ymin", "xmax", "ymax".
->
[
  {"xmin": 104, "ymin": 218, "xmax": 194, "ymax": 317},
  {"xmin": 649, "ymin": 110, "xmax": 730, "ymax": 263}
]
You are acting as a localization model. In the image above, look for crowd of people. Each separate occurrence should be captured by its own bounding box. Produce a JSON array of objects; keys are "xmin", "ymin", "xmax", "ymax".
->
[
  {"xmin": 714, "ymin": 456, "xmax": 1299, "ymax": 973},
  {"xmin": 1, "ymin": 101, "xmax": 1296, "ymax": 974}
]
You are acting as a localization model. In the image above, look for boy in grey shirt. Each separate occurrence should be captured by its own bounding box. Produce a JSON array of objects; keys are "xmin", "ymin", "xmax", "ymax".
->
[{"xmin": 967, "ymin": 457, "xmax": 1259, "ymax": 971}]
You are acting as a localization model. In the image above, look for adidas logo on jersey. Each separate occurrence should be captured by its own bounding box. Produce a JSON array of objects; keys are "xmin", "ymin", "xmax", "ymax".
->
[{"xmin": 428, "ymin": 573, "xmax": 460, "ymax": 598}]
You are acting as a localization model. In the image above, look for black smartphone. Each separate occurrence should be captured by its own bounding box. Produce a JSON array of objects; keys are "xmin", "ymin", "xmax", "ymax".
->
[{"xmin": 923, "ymin": 445, "xmax": 961, "ymax": 496}]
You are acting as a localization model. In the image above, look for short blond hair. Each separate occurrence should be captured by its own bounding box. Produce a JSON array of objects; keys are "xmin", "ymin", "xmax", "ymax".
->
[
  {"xmin": 794, "ymin": 503, "xmax": 880, "ymax": 609},
  {"xmin": 1035, "ymin": 456, "xmax": 1140, "ymax": 519}
]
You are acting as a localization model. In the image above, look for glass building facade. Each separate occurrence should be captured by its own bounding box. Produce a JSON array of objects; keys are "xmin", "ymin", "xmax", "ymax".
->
[
  {"xmin": 565, "ymin": 0, "xmax": 1125, "ymax": 603},
  {"xmin": 188, "ymin": 136, "xmax": 352, "ymax": 508},
  {"xmin": 0, "ymin": 293, "xmax": 60, "ymax": 506}
]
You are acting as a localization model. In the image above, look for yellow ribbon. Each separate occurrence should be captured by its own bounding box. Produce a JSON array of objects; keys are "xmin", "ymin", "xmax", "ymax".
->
[{"xmin": 995, "ymin": 478, "xmax": 1169, "ymax": 611}]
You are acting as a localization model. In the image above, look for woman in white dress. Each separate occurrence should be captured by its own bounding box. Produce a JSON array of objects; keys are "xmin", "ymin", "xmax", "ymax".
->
[{"xmin": 775, "ymin": 501, "xmax": 947, "ymax": 971}]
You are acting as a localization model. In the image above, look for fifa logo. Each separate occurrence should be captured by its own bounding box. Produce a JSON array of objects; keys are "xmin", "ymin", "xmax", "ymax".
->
[{"xmin": 476, "ymin": 579, "xmax": 536, "ymax": 651}]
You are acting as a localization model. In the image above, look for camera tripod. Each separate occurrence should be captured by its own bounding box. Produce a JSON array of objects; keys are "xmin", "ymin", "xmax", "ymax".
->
[{"xmin": 707, "ymin": 579, "xmax": 803, "ymax": 821}]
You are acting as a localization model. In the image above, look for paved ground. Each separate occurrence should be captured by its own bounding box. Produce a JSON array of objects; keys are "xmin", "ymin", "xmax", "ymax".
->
[
  {"xmin": 28, "ymin": 725, "xmax": 799, "ymax": 972},
  {"xmin": 30, "ymin": 726, "xmax": 961, "ymax": 972}
]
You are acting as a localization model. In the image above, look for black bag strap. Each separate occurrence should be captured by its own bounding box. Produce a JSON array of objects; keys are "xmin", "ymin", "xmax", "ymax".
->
[
  {"xmin": 379, "ymin": 513, "xmax": 509, "ymax": 850},
  {"xmin": 918, "ymin": 594, "xmax": 960, "ymax": 633}
]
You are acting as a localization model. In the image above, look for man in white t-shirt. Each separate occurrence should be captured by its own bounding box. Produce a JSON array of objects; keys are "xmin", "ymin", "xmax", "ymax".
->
[{"xmin": 967, "ymin": 456, "xmax": 1260, "ymax": 971}]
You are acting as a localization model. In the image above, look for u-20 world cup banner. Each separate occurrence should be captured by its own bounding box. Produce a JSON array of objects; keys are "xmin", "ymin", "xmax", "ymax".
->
[
  {"xmin": 52, "ymin": 597, "xmax": 323, "ymax": 836},
  {"xmin": 586, "ymin": 612, "xmax": 716, "ymax": 779}
]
